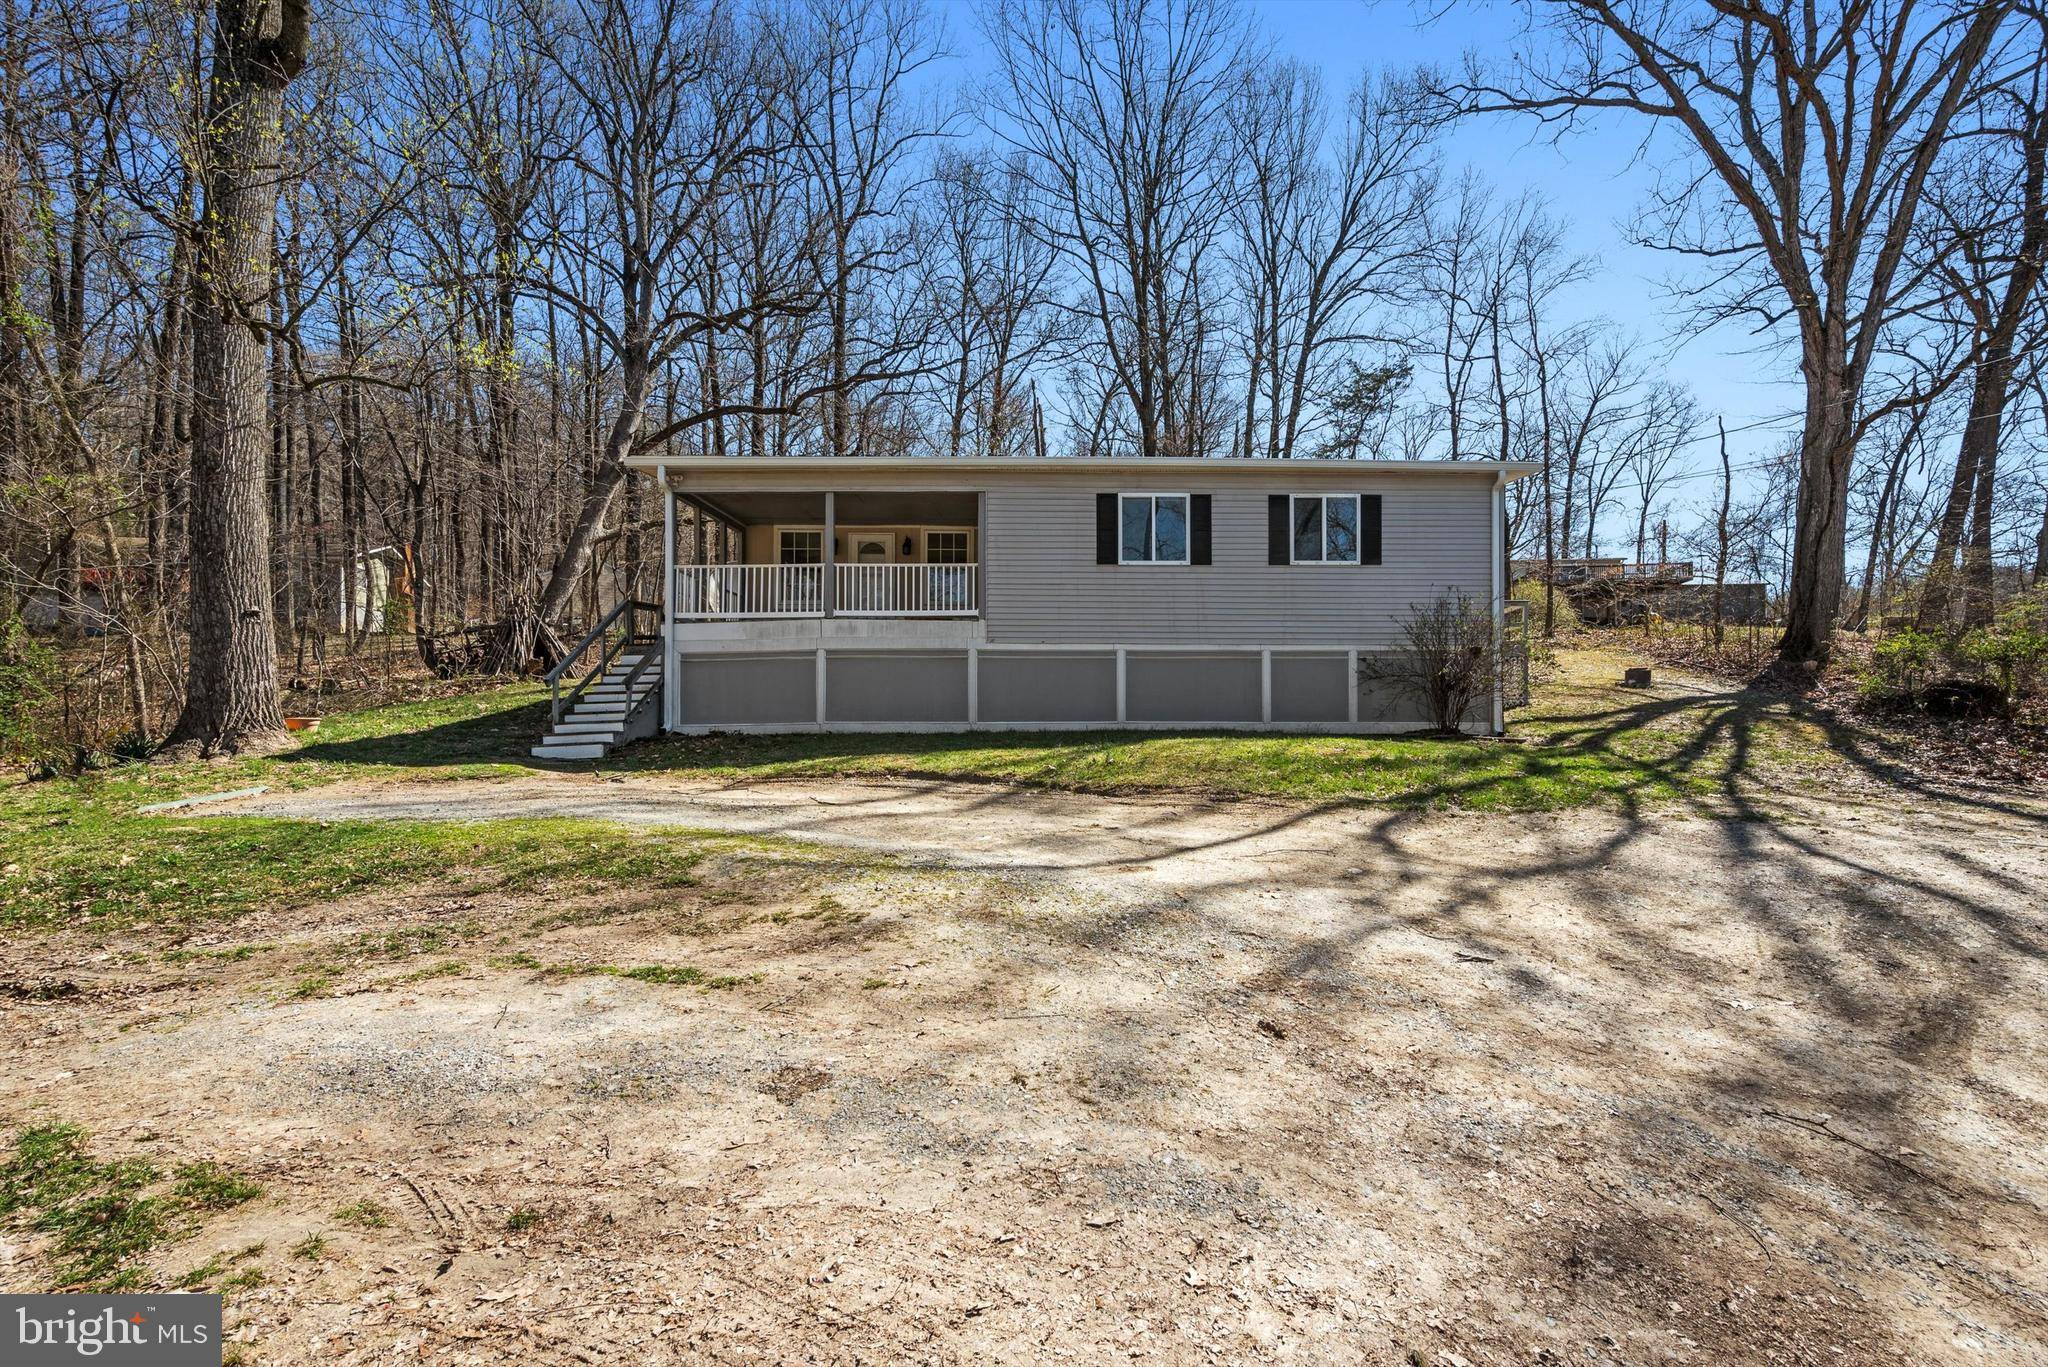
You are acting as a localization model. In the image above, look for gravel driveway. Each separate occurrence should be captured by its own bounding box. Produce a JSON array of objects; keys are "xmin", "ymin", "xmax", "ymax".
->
[{"xmin": 7, "ymin": 772, "xmax": 2046, "ymax": 1364}]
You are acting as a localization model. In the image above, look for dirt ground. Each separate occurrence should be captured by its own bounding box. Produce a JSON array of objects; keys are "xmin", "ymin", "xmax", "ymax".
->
[{"xmin": 5, "ymin": 770, "xmax": 2048, "ymax": 1365}]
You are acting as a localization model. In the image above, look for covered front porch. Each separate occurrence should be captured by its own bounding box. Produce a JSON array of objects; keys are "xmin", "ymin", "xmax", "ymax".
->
[{"xmin": 666, "ymin": 489, "xmax": 981, "ymax": 620}]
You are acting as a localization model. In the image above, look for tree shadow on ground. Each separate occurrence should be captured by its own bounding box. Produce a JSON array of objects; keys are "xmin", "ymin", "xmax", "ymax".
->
[{"xmin": 283, "ymin": 697, "xmax": 555, "ymax": 770}]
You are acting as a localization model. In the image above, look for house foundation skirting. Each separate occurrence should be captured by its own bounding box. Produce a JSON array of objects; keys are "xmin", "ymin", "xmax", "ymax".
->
[{"xmin": 663, "ymin": 639, "xmax": 1497, "ymax": 736}]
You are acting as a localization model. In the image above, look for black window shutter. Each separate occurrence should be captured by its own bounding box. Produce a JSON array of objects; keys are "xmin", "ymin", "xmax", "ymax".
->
[
  {"xmin": 1190, "ymin": 495, "xmax": 1211, "ymax": 565},
  {"xmin": 1360, "ymin": 494, "xmax": 1382, "ymax": 566},
  {"xmin": 1096, "ymin": 493, "xmax": 1118, "ymax": 564},
  {"xmin": 1267, "ymin": 495, "xmax": 1290, "ymax": 565}
]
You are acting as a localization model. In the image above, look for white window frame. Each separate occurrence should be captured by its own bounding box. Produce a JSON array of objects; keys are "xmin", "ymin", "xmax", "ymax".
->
[
  {"xmin": 1288, "ymin": 494, "xmax": 1362, "ymax": 566},
  {"xmin": 922, "ymin": 528, "xmax": 973, "ymax": 564},
  {"xmin": 1117, "ymin": 492, "xmax": 1192, "ymax": 566},
  {"xmin": 775, "ymin": 526, "xmax": 825, "ymax": 564}
]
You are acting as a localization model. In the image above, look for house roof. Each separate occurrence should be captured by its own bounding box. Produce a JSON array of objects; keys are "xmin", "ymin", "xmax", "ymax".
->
[{"xmin": 632, "ymin": 454, "xmax": 1539, "ymax": 480}]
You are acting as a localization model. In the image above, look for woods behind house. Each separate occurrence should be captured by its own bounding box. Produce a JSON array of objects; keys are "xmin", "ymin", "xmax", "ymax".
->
[{"xmin": 4, "ymin": 0, "xmax": 2046, "ymax": 753}]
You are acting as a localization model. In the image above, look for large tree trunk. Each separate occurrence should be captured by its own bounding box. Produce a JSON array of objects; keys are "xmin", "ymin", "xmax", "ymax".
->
[
  {"xmin": 1919, "ymin": 429, "xmax": 1980, "ymax": 630},
  {"xmin": 1776, "ymin": 370, "xmax": 1856, "ymax": 667},
  {"xmin": 2033, "ymin": 492, "xmax": 2048, "ymax": 585},
  {"xmin": 162, "ymin": 0, "xmax": 308, "ymax": 757},
  {"xmin": 1712, "ymin": 417, "xmax": 1731, "ymax": 647},
  {"xmin": 1956, "ymin": 351, "xmax": 2021, "ymax": 628}
]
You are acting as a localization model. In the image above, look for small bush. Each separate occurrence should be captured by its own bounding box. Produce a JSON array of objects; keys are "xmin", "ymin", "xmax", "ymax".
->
[
  {"xmin": 1362, "ymin": 593, "xmax": 1501, "ymax": 734},
  {"xmin": 1864, "ymin": 629, "xmax": 1945, "ymax": 697},
  {"xmin": 1510, "ymin": 578, "xmax": 1582, "ymax": 634},
  {"xmin": 0, "ymin": 617, "xmax": 58, "ymax": 764},
  {"xmin": 1958, "ymin": 624, "xmax": 2048, "ymax": 700},
  {"xmin": 1861, "ymin": 606, "xmax": 2046, "ymax": 712}
]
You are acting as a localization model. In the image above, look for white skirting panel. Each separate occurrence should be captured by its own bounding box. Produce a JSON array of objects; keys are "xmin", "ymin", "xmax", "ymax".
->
[{"xmin": 667, "ymin": 639, "xmax": 1499, "ymax": 736}]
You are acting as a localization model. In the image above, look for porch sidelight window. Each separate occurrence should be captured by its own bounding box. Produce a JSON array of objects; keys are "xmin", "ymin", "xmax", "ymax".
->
[
  {"xmin": 1118, "ymin": 494, "xmax": 1190, "ymax": 565},
  {"xmin": 1290, "ymin": 495, "xmax": 1360, "ymax": 564},
  {"xmin": 778, "ymin": 529, "xmax": 823, "ymax": 564}
]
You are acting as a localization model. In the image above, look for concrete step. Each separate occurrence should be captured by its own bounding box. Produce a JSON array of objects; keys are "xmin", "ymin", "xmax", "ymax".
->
[
  {"xmin": 551, "ymin": 723, "xmax": 625, "ymax": 739},
  {"xmin": 532, "ymin": 741, "xmax": 609, "ymax": 760}
]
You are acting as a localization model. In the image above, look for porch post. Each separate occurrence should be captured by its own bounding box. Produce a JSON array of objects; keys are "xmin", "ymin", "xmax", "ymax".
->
[
  {"xmin": 1491, "ymin": 470, "xmax": 1506, "ymax": 736},
  {"xmin": 822, "ymin": 491, "xmax": 836, "ymax": 617},
  {"xmin": 661, "ymin": 477, "xmax": 677, "ymax": 731}
]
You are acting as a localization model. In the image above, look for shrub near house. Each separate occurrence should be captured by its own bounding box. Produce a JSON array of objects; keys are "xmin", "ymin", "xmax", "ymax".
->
[{"xmin": 1863, "ymin": 590, "xmax": 2048, "ymax": 716}]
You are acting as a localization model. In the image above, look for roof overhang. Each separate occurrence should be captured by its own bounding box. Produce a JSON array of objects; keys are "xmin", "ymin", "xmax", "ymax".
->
[{"xmin": 630, "ymin": 454, "xmax": 1540, "ymax": 482}]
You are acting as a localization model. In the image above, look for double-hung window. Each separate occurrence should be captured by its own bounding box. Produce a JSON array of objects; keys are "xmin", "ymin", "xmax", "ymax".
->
[
  {"xmin": 1290, "ymin": 495, "xmax": 1360, "ymax": 564},
  {"xmin": 1119, "ymin": 494, "xmax": 1190, "ymax": 565}
]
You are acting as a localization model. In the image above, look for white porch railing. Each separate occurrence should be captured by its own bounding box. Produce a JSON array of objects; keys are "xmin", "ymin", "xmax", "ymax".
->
[
  {"xmin": 836, "ymin": 563, "xmax": 977, "ymax": 616},
  {"xmin": 673, "ymin": 562, "xmax": 978, "ymax": 618},
  {"xmin": 675, "ymin": 564, "xmax": 822, "ymax": 618}
]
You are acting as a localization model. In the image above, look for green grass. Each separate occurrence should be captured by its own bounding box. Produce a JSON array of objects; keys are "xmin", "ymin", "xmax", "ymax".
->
[
  {"xmin": 172, "ymin": 1161, "xmax": 263, "ymax": 1210},
  {"xmin": 0, "ymin": 647, "xmax": 1888, "ymax": 943},
  {"xmin": 0, "ymin": 784, "xmax": 742, "ymax": 932},
  {"xmin": 532, "ymin": 961, "xmax": 758, "ymax": 991},
  {"xmin": 331, "ymin": 1199, "xmax": 390, "ymax": 1230},
  {"xmin": 0, "ymin": 1124, "xmax": 262, "ymax": 1290},
  {"xmin": 175, "ymin": 1242, "xmax": 265, "ymax": 1292}
]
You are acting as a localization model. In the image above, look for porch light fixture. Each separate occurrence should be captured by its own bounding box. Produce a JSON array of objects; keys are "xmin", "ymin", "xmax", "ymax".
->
[{"xmin": 902, "ymin": 535, "xmax": 914, "ymax": 557}]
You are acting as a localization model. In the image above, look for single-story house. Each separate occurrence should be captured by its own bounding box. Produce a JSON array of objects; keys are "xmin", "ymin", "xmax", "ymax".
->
[{"xmin": 532, "ymin": 456, "xmax": 1535, "ymax": 759}]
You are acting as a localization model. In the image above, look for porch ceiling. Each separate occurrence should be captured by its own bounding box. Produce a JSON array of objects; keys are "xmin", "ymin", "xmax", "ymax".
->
[{"xmin": 688, "ymin": 490, "xmax": 979, "ymax": 525}]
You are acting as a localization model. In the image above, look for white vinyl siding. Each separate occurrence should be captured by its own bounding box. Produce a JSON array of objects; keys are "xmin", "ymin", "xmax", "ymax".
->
[
  {"xmin": 984, "ymin": 478, "xmax": 1491, "ymax": 649},
  {"xmin": 663, "ymin": 462, "xmax": 1502, "ymax": 652}
]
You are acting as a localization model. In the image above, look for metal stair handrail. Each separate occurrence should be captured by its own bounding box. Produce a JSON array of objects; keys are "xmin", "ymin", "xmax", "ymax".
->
[{"xmin": 546, "ymin": 599, "xmax": 660, "ymax": 726}]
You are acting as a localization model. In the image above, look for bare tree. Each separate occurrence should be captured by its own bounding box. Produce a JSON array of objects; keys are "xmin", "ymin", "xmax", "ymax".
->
[
  {"xmin": 1506, "ymin": 206, "xmax": 1591, "ymax": 627},
  {"xmin": 1620, "ymin": 380, "xmax": 1698, "ymax": 567},
  {"xmin": 514, "ymin": 0, "xmax": 793, "ymax": 659},
  {"xmin": 1919, "ymin": 17, "xmax": 2048, "ymax": 627},
  {"xmin": 1447, "ymin": 1, "xmax": 2020, "ymax": 667},
  {"xmin": 1226, "ymin": 66, "xmax": 1437, "ymax": 458},
  {"xmin": 925, "ymin": 151, "xmax": 1063, "ymax": 458},
  {"xmin": 779, "ymin": 0, "xmax": 943, "ymax": 457},
  {"xmin": 1712, "ymin": 415, "xmax": 1732, "ymax": 644},
  {"xmin": 987, "ymin": 0, "xmax": 1251, "ymax": 457}
]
